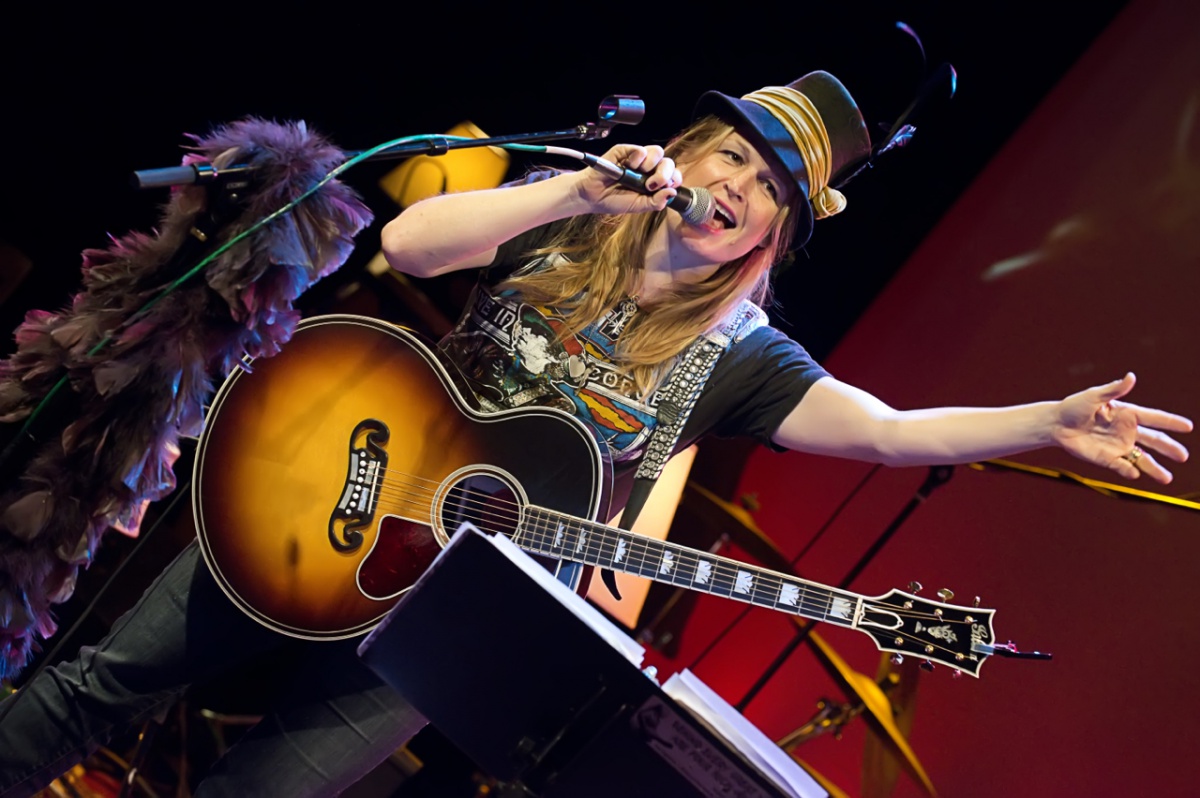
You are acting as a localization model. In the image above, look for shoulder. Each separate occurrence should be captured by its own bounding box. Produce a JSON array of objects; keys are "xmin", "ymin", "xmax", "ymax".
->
[{"xmin": 702, "ymin": 300, "xmax": 770, "ymax": 349}]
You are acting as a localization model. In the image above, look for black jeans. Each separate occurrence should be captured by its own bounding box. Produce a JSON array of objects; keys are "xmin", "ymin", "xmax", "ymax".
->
[{"xmin": 0, "ymin": 539, "xmax": 427, "ymax": 797}]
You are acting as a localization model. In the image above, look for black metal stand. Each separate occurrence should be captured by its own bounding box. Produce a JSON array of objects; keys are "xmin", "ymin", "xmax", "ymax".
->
[
  {"xmin": 130, "ymin": 96, "xmax": 646, "ymax": 190},
  {"xmin": 735, "ymin": 465, "xmax": 955, "ymax": 713}
]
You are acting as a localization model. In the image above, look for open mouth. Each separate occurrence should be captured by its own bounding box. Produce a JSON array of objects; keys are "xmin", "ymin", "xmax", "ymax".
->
[{"xmin": 712, "ymin": 204, "xmax": 736, "ymax": 229}]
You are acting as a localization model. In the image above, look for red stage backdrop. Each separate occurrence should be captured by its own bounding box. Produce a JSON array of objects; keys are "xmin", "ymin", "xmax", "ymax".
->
[{"xmin": 646, "ymin": 1, "xmax": 1200, "ymax": 795}]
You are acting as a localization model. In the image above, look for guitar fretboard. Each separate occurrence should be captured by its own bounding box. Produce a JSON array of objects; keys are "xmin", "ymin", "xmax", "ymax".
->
[{"xmin": 516, "ymin": 506, "xmax": 861, "ymax": 628}]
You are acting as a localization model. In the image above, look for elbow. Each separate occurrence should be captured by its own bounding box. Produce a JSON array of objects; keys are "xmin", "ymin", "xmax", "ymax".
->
[
  {"xmin": 856, "ymin": 414, "xmax": 916, "ymax": 468},
  {"xmin": 380, "ymin": 216, "xmax": 435, "ymax": 278}
]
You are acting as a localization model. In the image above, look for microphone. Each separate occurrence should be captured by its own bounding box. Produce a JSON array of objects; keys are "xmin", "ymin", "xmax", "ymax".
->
[{"xmin": 579, "ymin": 153, "xmax": 715, "ymax": 226}]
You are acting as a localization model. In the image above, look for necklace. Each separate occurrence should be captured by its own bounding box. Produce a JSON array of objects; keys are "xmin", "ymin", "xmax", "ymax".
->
[{"xmin": 598, "ymin": 295, "xmax": 639, "ymax": 341}]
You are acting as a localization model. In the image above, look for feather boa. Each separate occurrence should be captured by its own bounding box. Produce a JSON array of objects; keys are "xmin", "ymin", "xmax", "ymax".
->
[{"xmin": 0, "ymin": 118, "xmax": 373, "ymax": 678}]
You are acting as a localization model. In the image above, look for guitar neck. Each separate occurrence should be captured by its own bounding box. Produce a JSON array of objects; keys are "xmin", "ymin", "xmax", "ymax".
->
[{"xmin": 516, "ymin": 505, "xmax": 862, "ymax": 630}]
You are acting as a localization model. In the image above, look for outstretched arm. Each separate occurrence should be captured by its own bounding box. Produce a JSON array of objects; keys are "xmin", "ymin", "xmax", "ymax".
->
[
  {"xmin": 380, "ymin": 144, "xmax": 682, "ymax": 278},
  {"xmin": 771, "ymin": 372, "xmax": 1192, "ymax": 484}
]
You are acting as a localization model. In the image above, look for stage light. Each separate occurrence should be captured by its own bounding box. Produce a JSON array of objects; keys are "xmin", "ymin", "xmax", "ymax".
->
[{"xmin": 378, "ymin": 121, "xmax": 510, "ymax": 208}]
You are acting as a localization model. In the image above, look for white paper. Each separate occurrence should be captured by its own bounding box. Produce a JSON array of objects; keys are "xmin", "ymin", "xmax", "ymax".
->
[{"xmin": 662, "ymin": 669, "xmax": 828, "ymax": 798}]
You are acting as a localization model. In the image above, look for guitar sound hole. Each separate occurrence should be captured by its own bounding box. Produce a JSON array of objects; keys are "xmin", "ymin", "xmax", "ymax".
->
[{"xmin": 439, "ymin": 473, "xmax": 521, "ymax": 541}]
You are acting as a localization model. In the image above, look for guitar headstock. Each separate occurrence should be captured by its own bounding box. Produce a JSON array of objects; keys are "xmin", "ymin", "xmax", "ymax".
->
[{"xmin": 857, "ymin": 586, "xmax": 997, "ymax": 678}]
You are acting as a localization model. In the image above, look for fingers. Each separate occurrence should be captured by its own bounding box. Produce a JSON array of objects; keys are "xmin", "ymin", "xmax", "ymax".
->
[
  {"xmin": 598, "ymin": 143, "xmax": 682, "ymax": 210},
  {"xmin": 627, "ymin": 145, "xmax": 681, "ymax": 207},
  {"xmin": 1116, "ymin": 400, "xmax": 1196, "ymax": 434},
  {"xmin": 1135, "ymin": 425, "xmax": 1191, "ymax": 463},
  {"xmin": 1119, "ymin": 446, "xmax": 1174, "ymax": 484},
  {"xmin": 1095, "ymin": 372, "xmax": 1136, "ymax": 404}
]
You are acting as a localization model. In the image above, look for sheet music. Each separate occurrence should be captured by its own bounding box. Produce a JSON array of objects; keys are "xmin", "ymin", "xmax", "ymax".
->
[
  {"xmin": 476, "ymin": 525, "xmax": 648, "ymax": 668},
  {"xmin": 662, "ymin": 669, "xmax": 828, "ymax": 798}
]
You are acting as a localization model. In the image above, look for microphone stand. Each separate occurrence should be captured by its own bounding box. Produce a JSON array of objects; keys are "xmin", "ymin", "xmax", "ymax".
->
[
  {"xmin": 0, "ymin": 95, "xmax": 650, "ymax": 695},
  {"xmin": 130, "ymin": 95, "xmax": 647, "ymax": 190},
  {"xmin": 735, "ymin": 465, "xmax": 955, "ymax": 712},
  {"xmin": 4, "ymin": 93, "xmax": 648, "ymax": 538}
]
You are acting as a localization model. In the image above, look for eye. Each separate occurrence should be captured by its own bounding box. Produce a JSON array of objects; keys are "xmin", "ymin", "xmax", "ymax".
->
[
  {"xmin": 720, "ymin": 149, "xmax": 744, "ymax": 164},
  {"xmin": 760, "ymin": 179, "xmax": 779, "ymax": 201}
]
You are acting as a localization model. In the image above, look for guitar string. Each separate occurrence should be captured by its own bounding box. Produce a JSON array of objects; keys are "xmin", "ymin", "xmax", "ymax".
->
[
  {"xmin": 369, "ymin": 472, "xmax": 858, "ymax": 615},
  {"xmin": 364, "ymin": 470, "xmax": 968, "ymax": 626},
  {"xmin": 333, "ymin": 453, "xmax": 973, "ymax": 632},
  {"xmin": 328, "ymin": 471, "xmax": 982, "ymax": 665},
  {"xmin": 367, "ymin": 477, "xmax": 850, "ymax": 620},
  {"xmin": 374, "ymin": 482, "xmax": 980, "ymax": 666},
  {"xmin": 357, "ymin": 471, "xmax": 971, "ymax": 631}
]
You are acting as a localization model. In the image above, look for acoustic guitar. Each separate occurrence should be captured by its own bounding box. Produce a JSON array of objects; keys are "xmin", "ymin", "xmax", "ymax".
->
[{"xmin": 193, "ymin": 314, "xmax": 1001, "ymax": 677}]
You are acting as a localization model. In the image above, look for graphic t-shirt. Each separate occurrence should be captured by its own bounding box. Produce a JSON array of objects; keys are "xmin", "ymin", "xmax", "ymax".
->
[
  {"xmin": 440, "ymin": 256, "xmax": 659, "ymax": 461},
  {"xmin": 437, "ymin": 215, "xmax": 833, "ymax": 483}
]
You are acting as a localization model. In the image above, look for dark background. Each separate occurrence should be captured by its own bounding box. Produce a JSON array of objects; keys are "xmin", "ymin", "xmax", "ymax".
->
[
  {"xmin": 7, "ymin": 2, "xmax": 1174, "ymax": 796},
  {"xmin": 0, "ymin": 1, "xmax": 1129, "ymax": 361}
]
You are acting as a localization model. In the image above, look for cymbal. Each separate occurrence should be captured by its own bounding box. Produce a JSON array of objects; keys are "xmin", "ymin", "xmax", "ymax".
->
[
  {"xmin": 863, "ymin": 653, "xmax": 924, "ymax": 798},
  {"xmin": 681, "ymin": 481, "xmax": 793, "ymax": 573},
  {"xmin": 791, "ymin": 757, "xmax": 853, "ymax": 798},
  {"xmin": 678, "ymin": 479, "xmax": 933, "ymax": 796},
  {"xmin": 796, "ymin": 627, "xmax": 936, "ymax": 797}
]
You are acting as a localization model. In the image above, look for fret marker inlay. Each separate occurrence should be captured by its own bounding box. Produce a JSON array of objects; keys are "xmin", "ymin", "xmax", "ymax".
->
[
  {"xmin": 779, "ymin": 584, "xmax": 800, "ymax": 606},
  {"xmin": 734, "ymin": 570, "xmax": 753, "ymax": 595},
  {"xmin": 694, "ymin": 560, "xmax": 712, "ymax": 585},
  {"xmin": 660, "ymin": 551, "xmax": 675, "ymax": 575},
  {"xmin": 554, "ymin": 523, "xmax": 564, "ymax": 549},
  {"xmin": 831, "ymin": 597, "xmax": 853, "ymax": 619},
  {"xmin": 576, "ymin": 532, "xmax": 587, "ymax": 554},
  {"xmin": 614, "ymin": 538, "xmax": 627, "ymax": 564}
]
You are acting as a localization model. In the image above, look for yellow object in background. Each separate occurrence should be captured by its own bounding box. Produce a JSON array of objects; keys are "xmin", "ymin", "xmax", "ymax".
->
[{"xmin": 379, "ymin": 121, "xmax": 510, "ymax": 208}]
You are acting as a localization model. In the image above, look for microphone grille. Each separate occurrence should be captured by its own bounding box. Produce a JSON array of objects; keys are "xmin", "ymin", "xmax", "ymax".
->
[{"xmin": 681, "ymin": 187, "xmax": 715, "ymax": 226}]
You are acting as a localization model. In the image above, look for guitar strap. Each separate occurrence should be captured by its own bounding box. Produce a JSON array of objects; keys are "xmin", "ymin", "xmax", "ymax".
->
[{"xmin": 602, "ymin": 300, "xmax": 768, "ymax": 600}]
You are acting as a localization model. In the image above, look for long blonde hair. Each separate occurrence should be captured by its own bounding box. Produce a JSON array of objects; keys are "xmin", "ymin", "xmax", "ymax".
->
[{"xmin": 500, "ymin": 117, "xmax": 800, "ymax": 395}]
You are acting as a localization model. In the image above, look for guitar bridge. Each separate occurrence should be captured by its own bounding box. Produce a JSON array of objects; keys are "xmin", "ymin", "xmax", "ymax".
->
[{"xmin": 328, "ymin": 418, "xmax": 389, "ymax": 552}]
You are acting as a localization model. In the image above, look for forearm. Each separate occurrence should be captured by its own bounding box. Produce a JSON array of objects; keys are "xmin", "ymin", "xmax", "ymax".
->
[
  {"xmin": 866, "ymin": 402, "xmax": 1061, "ymax": 466},
  {"xmin": 773, "ymin": 378, "xmax": 1062, "ymax": 466},
  {"xmin": 380, "ymin": 171, "xmax": 590, "ymax": 278}
]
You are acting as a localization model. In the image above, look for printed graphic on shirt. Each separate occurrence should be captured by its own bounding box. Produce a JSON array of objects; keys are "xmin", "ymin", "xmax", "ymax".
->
[{"xmin": 439, "ymin": 280, "xmax": 661, "ymax": 460}]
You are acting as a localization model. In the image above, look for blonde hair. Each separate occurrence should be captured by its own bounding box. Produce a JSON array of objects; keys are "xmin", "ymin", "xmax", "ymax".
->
[{"xmin": 500, "ymin": 117, "xmax": 800, "ymax": 396}]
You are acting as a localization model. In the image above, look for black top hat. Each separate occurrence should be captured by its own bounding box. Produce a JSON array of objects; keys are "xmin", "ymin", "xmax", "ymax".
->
[{"xmin": 694, "ymin": 71, "xmax": 872, "ymax": 249}]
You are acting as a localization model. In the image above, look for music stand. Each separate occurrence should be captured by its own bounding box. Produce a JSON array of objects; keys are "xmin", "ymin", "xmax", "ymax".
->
[{"xmin": 358, "ymin": 526, "xmax": 818, "ymax": 798}]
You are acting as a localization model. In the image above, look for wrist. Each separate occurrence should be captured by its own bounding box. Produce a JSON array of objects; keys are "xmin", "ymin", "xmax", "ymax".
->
[
  {"xmin": 1044, "ymin": 399, "xmax": 1071, "ymax": 448},
  {"xmin": 557, "ymin": 170, "xmax": 602, "ymax": 218}
]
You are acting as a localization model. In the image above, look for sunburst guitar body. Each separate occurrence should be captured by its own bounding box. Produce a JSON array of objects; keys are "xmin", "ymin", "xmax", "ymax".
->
[{"xmin": 193, "ymin": 314, "xmax": 608, "ymax": 640}]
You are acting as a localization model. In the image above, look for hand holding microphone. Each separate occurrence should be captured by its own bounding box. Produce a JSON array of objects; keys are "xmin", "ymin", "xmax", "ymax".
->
[{"xmin": 577, "ymin": 148, "xmax": 715, "ymax": 226}]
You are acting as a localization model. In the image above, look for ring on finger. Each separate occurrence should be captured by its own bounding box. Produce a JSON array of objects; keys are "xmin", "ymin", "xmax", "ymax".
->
[{"xmin": 1121, "ymin": 445, "xmax": 1144, "ymax": 466}]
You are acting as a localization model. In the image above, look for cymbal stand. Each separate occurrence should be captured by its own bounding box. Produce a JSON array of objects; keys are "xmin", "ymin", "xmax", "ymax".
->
[
  {"xmin": 735, "ymin": 465, "xmax": 955, "ymax": 712},
  {"xmin": 777, "ymin": 670, "xmax": 905, "ymax": 749}
]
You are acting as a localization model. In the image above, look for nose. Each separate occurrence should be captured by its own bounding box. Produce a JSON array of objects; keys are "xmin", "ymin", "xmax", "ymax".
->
[{"xmin": 724, "ymin": 168, "xmax": 750, "ymax": 201}]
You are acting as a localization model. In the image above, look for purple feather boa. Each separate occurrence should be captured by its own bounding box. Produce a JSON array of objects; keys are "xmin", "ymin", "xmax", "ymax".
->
[{"xmin": 0, "ymin": 118, "xmax": 373, "ymax": 678}]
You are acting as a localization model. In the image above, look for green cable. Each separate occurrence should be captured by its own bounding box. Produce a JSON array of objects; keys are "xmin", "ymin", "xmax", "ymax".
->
[{"xmin": 9, "ymin": 132, "xmax": 491, "ymax": 450}]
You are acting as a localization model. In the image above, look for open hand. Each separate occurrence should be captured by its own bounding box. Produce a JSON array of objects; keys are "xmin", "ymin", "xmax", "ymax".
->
[{"xmin": 1054, "ymin": 373, "xmax": 1193, "ymax": 483}]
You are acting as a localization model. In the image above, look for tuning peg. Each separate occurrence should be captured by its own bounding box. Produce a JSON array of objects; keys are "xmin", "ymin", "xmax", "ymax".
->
[
  {"xmin": 908, "ymin": 580, "xmax": 923, "ymax": 594},
  {"xmin": 936, "ymin": 588, "xmax": 955, "ymax": 602},
  {"xmin": 973, "ymin": 596, "xmax": 981, "ymax": 608},
  {"xmin": 951, "ymin": 670, "xmax": 963, "ymax": 680},
  {"xmin": 890, "ymin": 653, "xmax": 904, "ymax": 665},
  {"xmin": 919, "ymin": 660, "xmax": 935, "ymax": 673}
]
